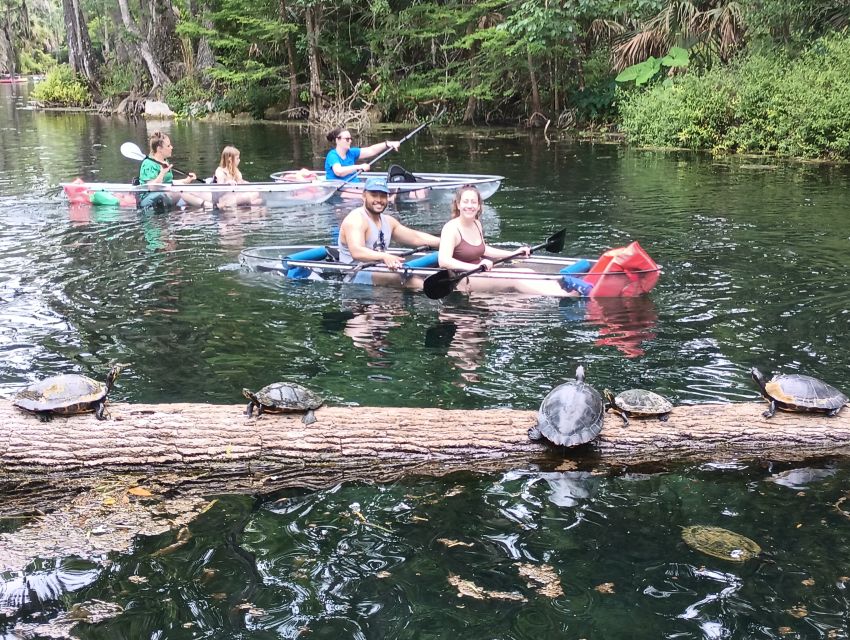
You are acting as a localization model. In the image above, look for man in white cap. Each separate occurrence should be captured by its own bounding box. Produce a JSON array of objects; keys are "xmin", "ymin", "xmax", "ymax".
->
[{"xmin": 337, "ymin": 177, "xmax": 440, "ymax": 269}]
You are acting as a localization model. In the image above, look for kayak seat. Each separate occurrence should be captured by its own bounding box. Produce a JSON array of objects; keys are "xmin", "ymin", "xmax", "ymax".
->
[
  {"xmin": 324, "ymin": 246, "xmax": 340, "ymax": 262},
  {"xmin": 387, "ymin": 164, "xmax": 417, "ymax": 183}
]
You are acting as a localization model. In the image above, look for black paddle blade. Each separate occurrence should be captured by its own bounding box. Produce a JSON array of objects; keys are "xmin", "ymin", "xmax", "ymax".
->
[
  {"xmin": 422, "ymin": 269, "xmax": 458, "ymax": 300},
  {"xmin": 544, "ymin": 228, "xmax": 567, "ymax": 254}
]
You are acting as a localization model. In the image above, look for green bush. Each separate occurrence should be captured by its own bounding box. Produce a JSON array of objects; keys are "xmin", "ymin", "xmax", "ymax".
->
[
  {"xmin": 618, "ymin": 33, "xmax": 850, "ymax": 159},
  {"xmin": 31, "ymin": 65, "xmax": 91, "ymax": 107},
  {"xmin": 163, "ymin": 77, "xmax": 211, "ymax": 115},
  {"xmin": 100, "ymin": 59, "xmax": 136, "ymax": 99}
]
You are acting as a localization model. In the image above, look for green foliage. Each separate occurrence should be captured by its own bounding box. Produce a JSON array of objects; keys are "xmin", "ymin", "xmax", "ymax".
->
[
  {"xmin": 100, "ymin": 59, "xmax": 137, "ymax": 99},
  {"xmin": 616, "ymin": 47, "xmax": 690, "ymax": 85},
  {"xmin": 18, "ymin": 50, "xmax": 55, "ymax": 75},
  {"xmin": 163, "ymin": 77, "xmax": 212, "ymax": 115},
  {"xmin": 619, "ymin": 33, "xmax": 850, "ymax": 158},
  {"xmin": 31, "ymin": 65, "xmax": 91, "ymax": 107},
  {"xmin": 216, "ymin": 83, "xmax": 287, "ymax": 119}
]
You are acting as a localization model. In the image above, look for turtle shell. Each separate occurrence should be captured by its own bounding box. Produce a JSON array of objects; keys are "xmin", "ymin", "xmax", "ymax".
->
[
  {"xmin": 681, "ymin": 525, "xmax": 761, "ymax": 562},
  {"xmin": 613, "ymin": 389, "xmax": 673, "ymax": 417},
  {"xmin": 253, "ymin": 382, "xmax": 323, "ymax": 412},
  {"xmin": 763, "ymin": 374, "xmax": 847, "ymax": 413},
  {"xmin": 13, "ymin": 374, "xmax": 108, "ymax": 415},
  {"xmin": 535, "ymin": 367, "xmax": 604, "ymax": 447}
]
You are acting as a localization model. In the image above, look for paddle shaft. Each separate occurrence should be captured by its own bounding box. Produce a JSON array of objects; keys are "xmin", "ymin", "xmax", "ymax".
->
[
  {"xmin": 422, "ymin": 228, "xmax": 567, "ymax": 300},
  {"xmin": 443, "ymin": 237, "xmax": 555, "ymax": 286},
  {"xmin": 346, "ymin": 245, "xmax": 432, "ymax": 277},
  {"xmin": 339, "ymin": 109, "xmax": 446, "ymax": 186},
  {"xmin": 120, "ymin": 142, "xmax": 202, "ymax": 182}
]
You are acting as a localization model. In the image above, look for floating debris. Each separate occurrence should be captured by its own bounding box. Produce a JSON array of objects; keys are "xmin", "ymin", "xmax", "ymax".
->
[
  {"xmin": 787, "ymin": 604, "xmax": 808, "ymax": 618},
  {"xmin": 437, "ymin": 538, "xmax": 474, "ymax": 548},
  {"xmin": 13, "ymin": 599, "xmax": 123, "ymax": 639},
  {"xmin": 681, "ymin": 525, "xmax": 761, "ymax": 562},
  {"xmin": 515, "ymin": 563, "xmax": 564, "ymax": 598},
  {"xmin": 448, "ymin": 575, "xmax": 527, "ymax": 602},
  {"xmin": 595, "ymin": 582, "xmax": 615, "ymax": 594}
]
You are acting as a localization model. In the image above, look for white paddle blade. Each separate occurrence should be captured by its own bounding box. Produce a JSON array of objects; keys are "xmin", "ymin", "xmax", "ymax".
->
[{"xmin": 120, "ymin": 142, "xmax": 146, "ymax": 162}]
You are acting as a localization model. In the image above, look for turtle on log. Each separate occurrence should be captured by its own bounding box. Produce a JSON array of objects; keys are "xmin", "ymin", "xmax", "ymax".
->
[
  {"xmin": 243, "ymin": 382, "xmax": 324, "ymax": 424},
  {"xmin": 603, "ymin": 388, "xmax": 673, "ymax": 427},
  {"xmin": 751, "ymin": 368, "xmax": 848, "ymax": 418},
  {"xmin": 12, "ymin": 364, "xmax": 124, "ymax": 421},
  {"xmin": 529, "ymin": 365, "xmax": 604, "ymax": 447}
]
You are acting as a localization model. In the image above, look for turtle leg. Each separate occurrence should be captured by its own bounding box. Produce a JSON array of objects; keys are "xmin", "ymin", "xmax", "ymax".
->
[
  {"xmin": 94, "ymin": 400, "xmax": 106, "ymax": 420},
  {"xmin": 762, "ymin": 400, "xmax": 776, "ymax": 419},
  {"xmin": 609, "ymin": 407, "xmax": 628, "ymax": 427},
  {"xmin": 37, "ymin": 411, "xmax": 53, "ymax": 422},
  {"xmin": 256, "ymin": 405, "xmax": 265, "ymax": 418},
  {"xmin": 828, "ymin": 407, "xmax": 841, "ymax": 417},
  {"xmin": 659, "ymin": 413, "xmax": 669, "ymax": 422},
  {"xmin": 527, "ymin": 425, "xmax": 542, "ymax": 441},
  {"xmin": 302, "ymin": 409, "xmax": 317, "ymax": 425}
]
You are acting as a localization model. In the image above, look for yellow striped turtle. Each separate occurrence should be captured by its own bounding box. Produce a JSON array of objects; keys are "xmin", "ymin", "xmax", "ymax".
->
[
  {"xmin": 751, "ymin": 368, "xmax": 848, "ymax": 418},
  {"xmin": 243, "ymin": 382, "xmax": 323, "ymax": 424},
  {"xmin": 12, "ymin": 365, "xmax": 123, "ymax": 421},
  {"xmin": 603, "ymin": 388, "xmax": 673, "ymax": 427}
]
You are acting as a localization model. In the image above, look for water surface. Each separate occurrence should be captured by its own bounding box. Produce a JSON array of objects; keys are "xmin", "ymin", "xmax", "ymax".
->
[{"xmin": 2, "ymin": 83, "xmax": 850, "ymax": 639}]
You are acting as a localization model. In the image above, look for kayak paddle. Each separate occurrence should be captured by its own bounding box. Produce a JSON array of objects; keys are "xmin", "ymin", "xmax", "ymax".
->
[
  {"xmin": 346, "ymin": 244, "xmax": 433, "ymax": 280},
  {"xmin": 337, "ymin": 107, "xmax": 447, "ymax": 189},
  {"xmin": 422, "ymin": 228, "xmax": 567, "ymax": 300},
  {"xmin": 120, "ymin": 141, "xmax": 202, "ymax": 182}
]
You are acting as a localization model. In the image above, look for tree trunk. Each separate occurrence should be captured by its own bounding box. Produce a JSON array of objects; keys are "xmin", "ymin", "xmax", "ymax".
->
[
  {"xmin": 304, "ymin": 3, "xmax": 323, "ymax": 120},
  {"xmin": 117, "ymin": 0, "xmax": 171, "ymax": 91},
  {"xmin": 191, "ymin": 0, "xmax": 215, "ymax": 77},
  {"xmin": 527, "ymin": 48, "xmax": 542, "ymax": 124},
  {"xmin": 4, "ymin": 403, "xmax": 850, "ymax": 491},
  {"xmin": 61, "ymin": 0, "xmax": 100, "ymax": 91},
  {"xmin": 279, "ymin": 0, "xmax": 299, "ymax": 111}
]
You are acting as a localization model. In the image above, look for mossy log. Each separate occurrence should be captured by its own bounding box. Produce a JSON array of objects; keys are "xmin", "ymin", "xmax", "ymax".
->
[{"xmin": 3, "ymin": 401, "xmax": 850, "ymax": 496}]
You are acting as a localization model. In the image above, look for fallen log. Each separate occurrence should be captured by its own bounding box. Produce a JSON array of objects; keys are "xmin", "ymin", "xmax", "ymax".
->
[{"xmin": 3, "ymin": 401, "xmax": 850, "ymax": 494}]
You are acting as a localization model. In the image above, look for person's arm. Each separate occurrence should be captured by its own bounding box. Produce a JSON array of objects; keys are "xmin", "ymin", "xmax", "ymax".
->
[
  {"xmin": 389, "ymin": 218, "xmax": 440, "ymax": 250},
  {"xmin": 342, "ymin": 216, "xmax": 404, "ymax": 269},
  {"xmin": 173, "ymin": 172, "xmax": 198, "ymax": 185},
  {"xmin": 483, "ymin": 245, "xmax": 529, "ymax": 260},
  {"xmin": 359, "ymin": 140, "xmax": 401, "ymax": 160},
  {"xmin": 140, "ymin": 159, "xmax": 169, "ymax": 185},
  {"xmin": 330, "ymin": 148, "xmax": 368, "ymax": 178}
]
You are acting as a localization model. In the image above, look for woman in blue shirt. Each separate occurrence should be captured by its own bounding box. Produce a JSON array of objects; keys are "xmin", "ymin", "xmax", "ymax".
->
[{"xmin": 324, "ymin": 127, "xmax": 401, "ymax": 180}]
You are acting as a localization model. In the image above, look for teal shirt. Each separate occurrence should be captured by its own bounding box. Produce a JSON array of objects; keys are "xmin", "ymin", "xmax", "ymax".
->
[{"xmin": 139, "ymin": 157, "xmax": 173, "ymax": 185}]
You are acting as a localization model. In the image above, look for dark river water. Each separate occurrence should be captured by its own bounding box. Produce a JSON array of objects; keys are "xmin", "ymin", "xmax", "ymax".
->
[{"xmin": 2, "ymin": 83, "xmax": 850, "ymax": 638}]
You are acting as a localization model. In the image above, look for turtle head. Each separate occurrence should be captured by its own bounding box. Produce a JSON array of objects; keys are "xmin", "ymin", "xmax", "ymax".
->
[
  {"xmin": 575, "ymin": 365, "xmax": 585, "ymax": 383},
  {"xmin": 105, "ymin": 363, "xmax": 127, "ymax": 392},
  {"xmin": 603, "ymin": 388, "xmax": 616, "ymax": 405},
  {"xmin": 750, "ymin": 367, "xmax": 768, "ymax": 393},
  {"xmin": 242, "ymin": 388, "xmax": 256, "ymax": 401}
]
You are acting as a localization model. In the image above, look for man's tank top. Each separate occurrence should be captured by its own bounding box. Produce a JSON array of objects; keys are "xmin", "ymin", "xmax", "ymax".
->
[
  {"xmin": 452, "ymin": 223, "xmax": 485, "ymax": 263},
  {"xmin": 338, "ymin": 208, "xmax": 393, "ymax": 263}
]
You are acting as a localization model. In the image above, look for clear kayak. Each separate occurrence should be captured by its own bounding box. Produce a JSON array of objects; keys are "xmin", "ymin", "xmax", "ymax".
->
[
  {"xmin": 269, "ymin": 170, "xmax": 504, "ymax": 201},
  {"xmin": 240, "ymin": 243, "xmax": 661, "ymax": 298},
  {"xmin": 61, "ymin": 179, "xmax": 340, "ymax": 209}
]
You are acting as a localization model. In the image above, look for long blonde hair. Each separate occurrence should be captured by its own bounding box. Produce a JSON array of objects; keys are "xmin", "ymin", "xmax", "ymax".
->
[
  {"xmin": 218, "ymin": 145, "xmax": 242, "ymax": 180},
  {"xmin": 450, "ymin": 185, "xmax": 482, "ymax": 219}
]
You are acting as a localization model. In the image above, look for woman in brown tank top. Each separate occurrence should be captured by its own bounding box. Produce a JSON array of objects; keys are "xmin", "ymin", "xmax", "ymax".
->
[{"xmin": 438, "ymin": 185, "xmax": 529, "ymax": 272}]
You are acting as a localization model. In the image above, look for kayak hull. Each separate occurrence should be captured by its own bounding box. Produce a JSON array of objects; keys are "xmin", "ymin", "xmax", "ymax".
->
[
  {"xmin": 61, "ymin": 180, "xmax": 340, "ymax": 209},
  {"xmin": 240, "ymin": 244, "xmax": 661, "ymax": 298},
  {"xmin": 269, "ymin": 171, "xmax": 504, "ymax": 201}
]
